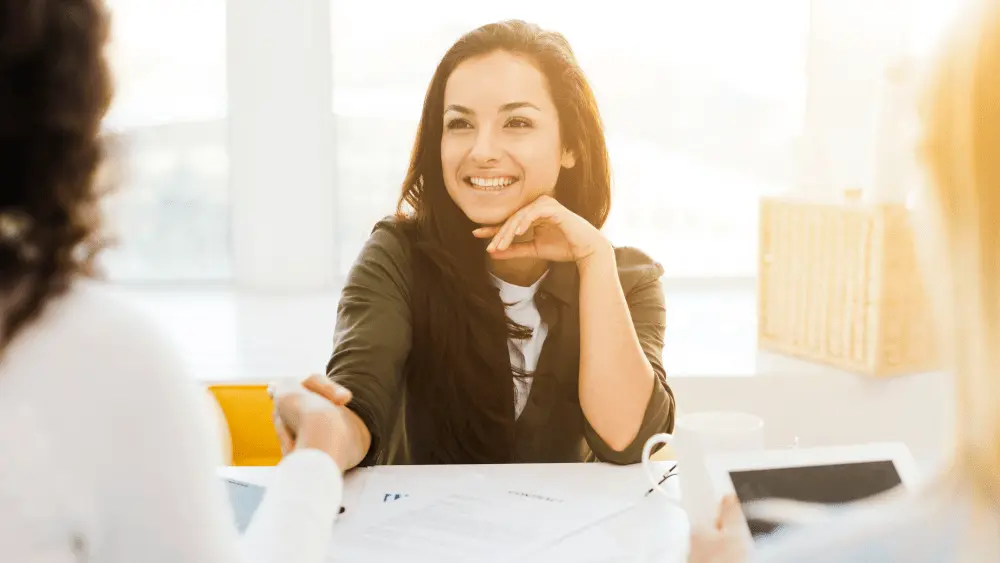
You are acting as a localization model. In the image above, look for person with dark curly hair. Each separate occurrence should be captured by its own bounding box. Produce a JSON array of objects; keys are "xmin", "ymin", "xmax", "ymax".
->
[{"xmin": 0, "ymin": 2, "xmax": 348, "ymax": 562}]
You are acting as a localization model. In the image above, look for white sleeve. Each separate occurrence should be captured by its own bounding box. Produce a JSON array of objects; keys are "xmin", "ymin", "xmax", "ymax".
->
[
  {"xmin": 751, "ymin": 494, "xmax": 960, "ymax": 563},
  {"xmin": 242, "ymin": 450, "xmax": 343, "ymax": 562},
  {"xmin": 90, "ymin": 323, "xmax": 342, "ymax": 563}
]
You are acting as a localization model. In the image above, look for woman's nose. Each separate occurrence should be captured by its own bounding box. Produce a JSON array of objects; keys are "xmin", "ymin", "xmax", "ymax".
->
[{"xmin": 469, "ymin": 129, "xmax": 502, "ymax": 165}]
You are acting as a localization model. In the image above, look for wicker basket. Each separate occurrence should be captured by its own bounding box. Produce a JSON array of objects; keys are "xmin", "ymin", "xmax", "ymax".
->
[{"xmin": 757, "ymin": 197, "xmax": 938, "ymax": 377}]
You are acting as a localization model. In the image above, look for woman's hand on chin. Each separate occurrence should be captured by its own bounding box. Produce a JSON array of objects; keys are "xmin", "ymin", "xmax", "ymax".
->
[{"xmin": 472, "ymin": 195, "xmax": 611, "ymax": 267}]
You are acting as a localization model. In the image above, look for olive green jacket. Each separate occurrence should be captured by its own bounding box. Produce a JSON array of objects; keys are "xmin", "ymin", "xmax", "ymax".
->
[{"xmin": 327, "ymin": 219, "xmax": 675, "ymax": 465}]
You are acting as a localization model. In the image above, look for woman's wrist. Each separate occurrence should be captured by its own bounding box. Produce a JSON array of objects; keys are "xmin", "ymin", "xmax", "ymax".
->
[
  {"xmin": 295, "ymin": 405, "xmax": 370, "ymax": 471},
  {"xmin": 294, "ymin": 412, "xmax": 345, "ymax": 470},
  {"xmin": 575, "ymin": 240, "xmax": 615, "ymax": 275}
]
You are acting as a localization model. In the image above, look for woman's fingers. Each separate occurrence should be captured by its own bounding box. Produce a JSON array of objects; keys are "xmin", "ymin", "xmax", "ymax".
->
[
  {"xmin": 302, "ymin": 374, "xmax": 352, "ymax": 405},
  {"xmin": 717, "ymin": 495, "xmax": 741, "ymax": 530},
  {"xmin": 472, "ymin": 226, "xmax": 500, "ymax": 238},
  {"xmin": 488, "ymin": 210, "xmax": 523, "ymax": 252},
  {"xmin": 267, "ymin": 379, "xmax": 300, "ymax": 402},
  {"xmin": 273, "ymin": 412, "xmax": 296, "ymax": 456},
  {"xmin": 514, "ymin": 198, "xmax": 557, "ymax": 236},
  {"xmin": 270, "ymin": 375, "xmax": 351, "ymax": 407},
  {"xmin": 488, "ymin": 241, "xmax": 539, "ymax": 261},
  {"xmin": 268, "ymin": 375, "xmax": 350, "ymax": 457},
  {"xmin": 479, "ymin": 196, "xmax": 566, "ymax": 252},
  {"xmin": 493, "ymin": 207, "xmax": 539, "ymax": 252},
  {"xmin": 269, "ymin": 381, "xmax": 302, "ymax": 455},
  {"xmin": 502, "ymin": 202, "xmax": 563, "ymax": 251},
  {"xmin": 514, "ymin": 215, "xmax": 533, "ymax": 237}
]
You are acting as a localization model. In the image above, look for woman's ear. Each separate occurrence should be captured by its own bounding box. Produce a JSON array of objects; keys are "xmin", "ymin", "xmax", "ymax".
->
[{"xmin": 561, "ymin": 148, "xmax": 576, "ymax": 169}]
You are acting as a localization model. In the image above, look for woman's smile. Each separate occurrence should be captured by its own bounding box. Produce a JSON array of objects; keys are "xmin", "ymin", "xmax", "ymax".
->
[{"xmin": 464, "ymin": 175, "xmax": 520, "ymax": 192}]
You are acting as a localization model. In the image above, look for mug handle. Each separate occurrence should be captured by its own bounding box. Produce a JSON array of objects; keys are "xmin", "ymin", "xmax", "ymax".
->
[{"xmin": 641, "ymin": 432, "xmax": 674, "ymax": 497}]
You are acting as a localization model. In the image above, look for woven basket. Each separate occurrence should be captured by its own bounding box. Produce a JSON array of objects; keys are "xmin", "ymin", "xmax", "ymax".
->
[{"xmin": 757, "ymin": 197, "xmax": 938, "ymax": 377}]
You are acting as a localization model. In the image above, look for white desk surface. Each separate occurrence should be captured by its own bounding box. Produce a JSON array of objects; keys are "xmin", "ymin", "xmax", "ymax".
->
[{"xmin": 220, "ymin": 461, "xmax": 688, "ymax": 562}]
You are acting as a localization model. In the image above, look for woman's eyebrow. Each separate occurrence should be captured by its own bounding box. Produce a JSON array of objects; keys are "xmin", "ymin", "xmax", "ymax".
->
[
  {"xmin": 443, "ymin": 101, "xmax": 542, "ymax": 115},
  {"xmin": 499, "ymin": 101, "xmax": 541, "ymax": 112}
]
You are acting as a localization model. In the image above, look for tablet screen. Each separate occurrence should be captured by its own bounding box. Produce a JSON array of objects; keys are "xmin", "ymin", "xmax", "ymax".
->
[
  {"xmin": 729, "ymin": 460, "xmax": 903, "ymax": 539},
  {"xmin": 223, "ymin": 478, "xmax": 266, "ymax": 534}
]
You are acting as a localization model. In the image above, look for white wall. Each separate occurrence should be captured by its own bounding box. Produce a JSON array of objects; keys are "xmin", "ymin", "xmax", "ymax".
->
[
  {"xmin": 219, "ymin": 0, "xmax": 936, "ymax": 289},
  {"xmin": 227, "ymin": 0, "xmax": 337, "ymax": 290},
  {"xmin": 796, "ymin": 0, "xmax": 912, "ymax": 200}
]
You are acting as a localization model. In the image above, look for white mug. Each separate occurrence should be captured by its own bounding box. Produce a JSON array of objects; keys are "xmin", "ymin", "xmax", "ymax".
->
[{"xmin": 642, "ymin": 411, "xmax": 765, "ymax": 526}]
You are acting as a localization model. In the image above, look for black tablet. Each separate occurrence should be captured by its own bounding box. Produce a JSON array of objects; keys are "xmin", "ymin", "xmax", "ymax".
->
[{"xmin": 705, "ymin": 443, "xmax": 919, "ymax": 539}]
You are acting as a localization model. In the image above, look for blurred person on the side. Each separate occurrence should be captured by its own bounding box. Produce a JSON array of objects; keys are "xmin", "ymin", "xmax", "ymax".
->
[
  {"xmin": 689, "ymin": 0, "xmax": 1000, "ymax": 561},
  {"xmin": 0, "ymin": 2, "xmax": 350, "ymax": 562}
]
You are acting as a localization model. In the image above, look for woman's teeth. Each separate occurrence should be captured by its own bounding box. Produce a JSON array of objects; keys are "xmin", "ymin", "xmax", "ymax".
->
[{"xmin": 467, "ymin": 176, "xmax": 517, "ymax": 191}]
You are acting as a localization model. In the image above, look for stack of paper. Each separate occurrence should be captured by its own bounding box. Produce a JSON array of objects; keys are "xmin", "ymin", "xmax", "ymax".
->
[{"xmin": 328, "ymin": 475, "xmax": 634, "ymax": 562}]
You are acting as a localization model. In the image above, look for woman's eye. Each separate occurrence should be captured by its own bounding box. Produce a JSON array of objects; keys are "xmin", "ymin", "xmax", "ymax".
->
[
  {"xmin": 446, "ymin": 118, "xmax": 472, "ymax": 130},
  {"xmin": 506, "ymin": 117, "xmax": 533, "ymax": 129}
]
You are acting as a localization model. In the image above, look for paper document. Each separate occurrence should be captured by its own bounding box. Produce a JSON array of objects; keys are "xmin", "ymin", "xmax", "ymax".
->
[
  {"xmin": 340, "ymin": 468, "xmax": 491, "ymax": 528},
  {"xmin": 522, "ymin": 492, "xmax": 690, "ymax": 563},
  {"xmin": 329, "ymin": 487, "xmax": 626, "ymax": 562}
]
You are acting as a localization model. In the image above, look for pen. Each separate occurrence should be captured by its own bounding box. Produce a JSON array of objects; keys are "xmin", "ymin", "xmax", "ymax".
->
[{"xmin": 644, "ymin": 464, "xmax": 678, "ymax": 496}]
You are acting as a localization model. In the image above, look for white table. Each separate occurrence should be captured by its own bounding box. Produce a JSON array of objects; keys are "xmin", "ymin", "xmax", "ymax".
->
[{"xmin": 220, "ymin": 461, "xmax": 689, "ymax": 562}]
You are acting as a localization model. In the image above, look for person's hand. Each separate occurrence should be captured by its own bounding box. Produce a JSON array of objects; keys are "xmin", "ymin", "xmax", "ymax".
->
[
  {"xmin": 268, "ymin": 375, "xmax": 355, "ymax": 470},
  {"xmin": 688, "ymin": 496, "xmax": 751, "ymax": 563},
  {"xmin": 472, "ymin": 195, "xmax": 611, "ymax": 266},
  {"xmin": 300, "ymin": 373, "xmax": 353, "ymax": 406}
]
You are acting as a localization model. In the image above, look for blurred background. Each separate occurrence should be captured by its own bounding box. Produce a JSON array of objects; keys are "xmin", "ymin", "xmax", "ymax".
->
[
  {"xmin": 102, "ymin": 0, "xmax": 958, "ymax": 467},
  {"xmin": 103, "ymin": 0, "xmax": 951, "ymax": 284}
]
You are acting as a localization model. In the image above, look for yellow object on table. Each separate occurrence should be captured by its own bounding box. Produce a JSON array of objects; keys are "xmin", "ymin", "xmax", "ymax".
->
[
  {"xmin": 207, "ymin": 384, "xmax": 282, "ymax": 466},
  {"xmin": 757, "ymin": 197, "xmax": 938, "ymax": 377}
]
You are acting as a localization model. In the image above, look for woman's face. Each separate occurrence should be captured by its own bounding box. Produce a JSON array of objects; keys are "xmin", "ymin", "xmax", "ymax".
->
[{"xmin": 441, "ymin": 50, "xmax": 576, "ymax": 227}]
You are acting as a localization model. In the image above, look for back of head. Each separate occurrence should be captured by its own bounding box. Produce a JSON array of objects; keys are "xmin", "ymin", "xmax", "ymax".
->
[
  {"xmin": 919, "ymin": 2, "xmax": 1000, "ymax": 554},
  {"xmin": 921, "ymin": 0, "xmax": 1000, "ymax": 490},
  {"xmin": 747, "ymin": 1, "xmax": 1000, "ymax": 557},
  {"xmin": 0, "ymin": 0, "xmax": 112, "ymax": 355}
]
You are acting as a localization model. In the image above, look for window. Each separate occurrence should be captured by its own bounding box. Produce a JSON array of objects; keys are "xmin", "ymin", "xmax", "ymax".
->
[
  {"xmin": 93, "ymin": 1, "xmax": 946, "ymax": 287},
  {"xmin": 101, "ymin": 0, "xmax": 230, "ymax": 281},
  {"xmin": 331, "ymin": 1, "xmax": 809, "ymax": 278}
]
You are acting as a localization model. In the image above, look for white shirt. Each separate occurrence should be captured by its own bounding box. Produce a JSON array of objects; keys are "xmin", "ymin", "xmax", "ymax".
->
[
  {"xmin": 754, "ymin": 480, "xmax": 997, "ymax": 562},
  {"xmin": 0, "ymin": 282, "xmax": 342, "ymax": 563},
  {"xmin": 492, "ymin": 273, "xmax": 548, "ymax": 419}
]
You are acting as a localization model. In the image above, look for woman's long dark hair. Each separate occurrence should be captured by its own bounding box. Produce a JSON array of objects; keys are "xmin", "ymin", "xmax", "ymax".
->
[
  {"xmin": 396, "ymin": 20, "xmax": 611, "ymax": 464},
  {"xmin": 0, "ymin": 0, "xmax": 112, "ymax": 355}
]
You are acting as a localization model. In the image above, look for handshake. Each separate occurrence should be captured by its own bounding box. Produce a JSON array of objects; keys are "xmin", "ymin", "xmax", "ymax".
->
[{"xmin": 267, "ymin": 375, "xmax": 368, "ymax": 471}]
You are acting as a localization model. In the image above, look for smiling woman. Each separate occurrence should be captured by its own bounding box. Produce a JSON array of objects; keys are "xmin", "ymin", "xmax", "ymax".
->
[
  {"xmin": 320, "ymin": 20, "xmax": 676, "ymax": 468},
  {"xmin": 440, "ymin": 51, "xmax": 576, "ymax": 227}
]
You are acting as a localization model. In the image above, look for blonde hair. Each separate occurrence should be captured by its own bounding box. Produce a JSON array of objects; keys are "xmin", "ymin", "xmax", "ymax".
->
[
  {"xmin": 743, "ymin": 2, "xmax": 1000, "ymax": 554},
  {"xmin": 920, "ymin": 0, "xmax": 1000, "ymax": 515}
]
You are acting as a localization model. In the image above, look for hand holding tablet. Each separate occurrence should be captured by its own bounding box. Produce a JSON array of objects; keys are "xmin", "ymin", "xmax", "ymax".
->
[
  {"xmin": 705, "ymin": 442, "xmax": 919, "ymax": 540},
  {"xmin": 642, "ymin": 411, "xmax": 766, "ymax": 526},
  {"xmin": 642, "ymin": 412, "xmax": 920, "ymax": 544}
]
